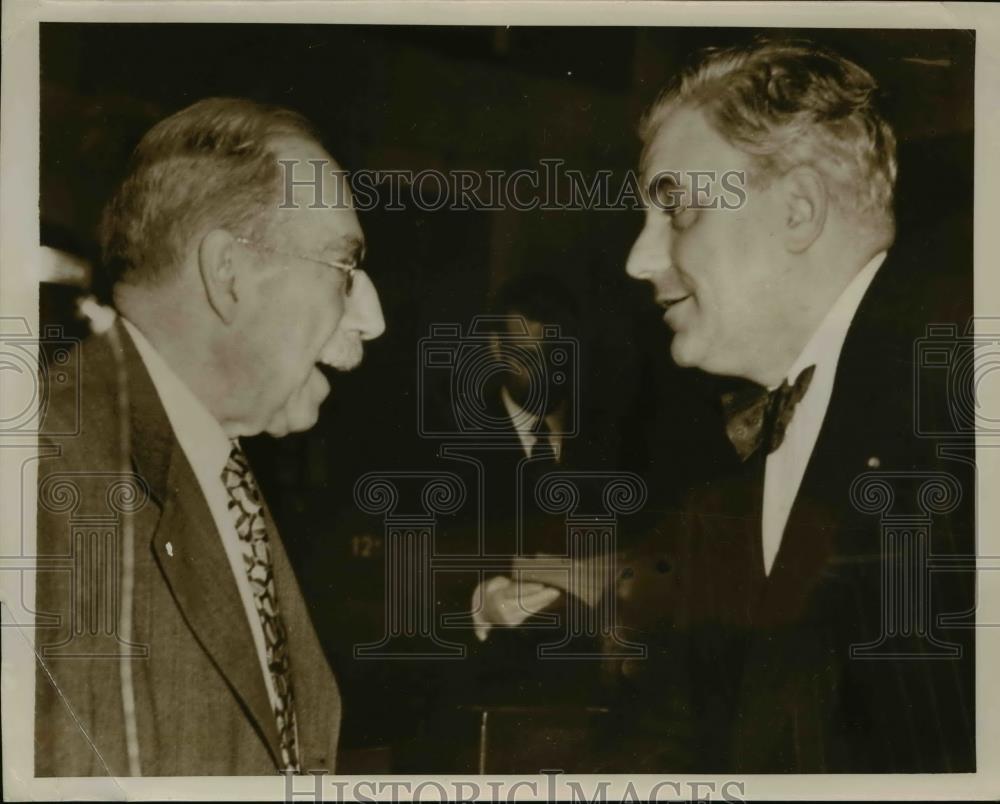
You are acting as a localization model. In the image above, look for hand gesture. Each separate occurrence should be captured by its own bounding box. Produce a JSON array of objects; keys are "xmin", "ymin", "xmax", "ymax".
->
[{"xmin": 470, "ymin": 575, "xmax": 561, "ymax": 642}]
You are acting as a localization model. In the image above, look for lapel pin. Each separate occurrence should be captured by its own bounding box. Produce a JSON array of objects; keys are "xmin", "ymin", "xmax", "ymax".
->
[
  {"xmin": 165, "ymin": 542, "xmax": 174, "ymax": 557},
  {"xmin": 866, "ymin": 456, "xmax": 881, "ymax": 469}
]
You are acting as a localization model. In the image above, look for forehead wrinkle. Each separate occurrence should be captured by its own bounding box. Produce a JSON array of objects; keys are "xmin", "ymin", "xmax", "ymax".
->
[
  {"xmin": 643, "ymin": 98, "xmax": 742, "ymax": 173},
  {"xmin": 638, "ymin": 144, "xmax": 668, "ymax": 205},
  {"xmin": 642, "ymin": 123, "xmax": 683, "ymax": 189},
  {"xmin": 646, "ymin": 108, "xmax": 752, "ymax": 198},
  {"xmin": 643, "ymin": 141, "xmax": 693, "ymax": 203}
]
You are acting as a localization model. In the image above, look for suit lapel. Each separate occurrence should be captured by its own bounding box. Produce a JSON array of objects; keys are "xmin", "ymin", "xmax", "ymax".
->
[
  {"xmin": 686, "ymin": 409, "xmax": 767, "ymax": 629},
  {"xmin": 732, "ymin": 252, "xmax": 906, "ymax": 770},
  {"xmin": 756, "ymin": 252, "xmax": 901, "ymax": 621},
  {"xmin": 118, "ymin": 321, "xmax": 283, "ymax": 765},
  {"xmin": 731, "ymin": 445, "xmax": 842, "ymax": 769},
  {"xmin": 149, "ymin": 454, "xmax": 283, "ymax": 764}
]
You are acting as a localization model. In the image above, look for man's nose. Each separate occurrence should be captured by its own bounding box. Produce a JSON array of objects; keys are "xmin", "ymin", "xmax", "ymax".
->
[
  {"xmin": 340, "ymin": 270, "xmax": 386, "ymax": 340},
  {"xmin": 625, "ymin": 220, "xmax": 669, "ymax": 282}
]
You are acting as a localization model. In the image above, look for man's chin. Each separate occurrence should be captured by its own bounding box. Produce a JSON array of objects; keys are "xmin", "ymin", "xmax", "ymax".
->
[
  {"xmin": 264, "ymin": 370, "xmax": 331, "ymax": 437},
  {"xmin": 669, "ymin": 333, "xmax": 704, "ymax": 370},
  {"xmin": 264, "ymin": 402, "xmax": 323, "ymax": 437}
]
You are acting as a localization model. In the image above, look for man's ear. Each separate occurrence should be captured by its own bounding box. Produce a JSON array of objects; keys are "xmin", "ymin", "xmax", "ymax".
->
[
  {"xmin": 198, "ymin": 229, "xmax": 241, "ymax": 325},
  {"xmin": 781, "ymin": 166, "xmax": 828, "ymax": 254}
]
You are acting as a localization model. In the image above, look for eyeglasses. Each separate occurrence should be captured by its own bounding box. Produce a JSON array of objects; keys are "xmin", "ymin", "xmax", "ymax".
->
[{"xmin": 235, "ymin": 237, "xmax": 358, "ymax": 297}]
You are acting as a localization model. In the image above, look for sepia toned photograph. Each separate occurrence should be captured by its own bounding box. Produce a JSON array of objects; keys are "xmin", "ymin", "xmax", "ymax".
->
[{"xmin": 2, "ymin": 2, "xmax": 999, "ymax": 800}]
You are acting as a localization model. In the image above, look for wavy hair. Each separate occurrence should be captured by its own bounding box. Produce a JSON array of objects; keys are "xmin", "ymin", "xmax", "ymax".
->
[
  {"xmin": 640, "ymin": 39, "xmax": 897, "ymax": 236},
  {"xmin": 100, "ymin": 97, "xmax": 318, "ymax": 285}
]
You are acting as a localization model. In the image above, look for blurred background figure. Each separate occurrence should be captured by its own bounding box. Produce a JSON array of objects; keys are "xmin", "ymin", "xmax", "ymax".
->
[{"xmin": 401, "ymin": 272, "xmax": 615, "ymax": 773}]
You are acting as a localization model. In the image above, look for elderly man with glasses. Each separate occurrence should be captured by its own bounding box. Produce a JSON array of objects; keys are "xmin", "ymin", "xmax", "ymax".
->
[{"xmin": 34, "ymin": 97, "xmax": 385, "ymax": 776}]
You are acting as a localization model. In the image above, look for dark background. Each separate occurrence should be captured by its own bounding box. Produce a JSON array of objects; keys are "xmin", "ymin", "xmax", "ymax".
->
[{"xmin": 39, "ymin": 24, "xmax": 974, "ymax": 769}]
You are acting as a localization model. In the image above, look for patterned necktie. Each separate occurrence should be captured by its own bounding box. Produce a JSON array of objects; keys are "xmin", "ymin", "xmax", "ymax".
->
[
  {"xmin": 221, "ymin": 442, "xmax": 300, "ymax": 772},
  {"xmin": 721, "ymin": 365, "xmax": 816, "ymax": 462}
]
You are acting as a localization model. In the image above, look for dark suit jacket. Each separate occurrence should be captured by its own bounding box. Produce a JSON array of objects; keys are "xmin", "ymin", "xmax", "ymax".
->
[
  {"xmin": 34, "ymin": 320, "xmax": 341, "ymax": 776},
  {"xmin": 386, "ymin": 386, "xmax": 612, "ymax": 772},
  {"xmin": 602, "ymin": 240, "xmax": 976, "ymax": 773}
]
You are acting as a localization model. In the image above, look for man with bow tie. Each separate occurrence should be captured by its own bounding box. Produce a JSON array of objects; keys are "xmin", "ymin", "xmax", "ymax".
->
[
  {"xmin": 599, "ymin": 39, "xmax": 976, "ymax": 773},
  {"xmin": 34, "ymin": 98, "xmax": 385, "ymax": 775}
]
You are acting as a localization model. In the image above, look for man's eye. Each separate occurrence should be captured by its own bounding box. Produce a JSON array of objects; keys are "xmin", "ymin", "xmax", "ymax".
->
[
  {"xmin": 649, "ymin": 176, "xmax": 686, "ymax": 214},
  {"xmin": 670, "ymin": 206, "xmax": 697, "ymax": 231}
]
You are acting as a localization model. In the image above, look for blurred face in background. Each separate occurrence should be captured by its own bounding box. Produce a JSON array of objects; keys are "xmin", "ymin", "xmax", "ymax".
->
[{"xmin": 493, "ymin": 314, "xmax": 572, "ymax": 418}]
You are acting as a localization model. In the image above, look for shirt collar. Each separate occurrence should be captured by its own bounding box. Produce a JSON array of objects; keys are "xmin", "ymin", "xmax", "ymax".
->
[
  {"xmin": 121, "ymin": 318, "xmax": 233, "ymax": 481},
  {"xmin": 500, "ymin": 385, "xmax": 561, "ymax": 457},
  {"xmin": 786, "ymin": 250, "xmax": 887, "ymax": 385},
  {"xmin": 500, "ymin": 385, "xmax": 539, "ymax": 433}
]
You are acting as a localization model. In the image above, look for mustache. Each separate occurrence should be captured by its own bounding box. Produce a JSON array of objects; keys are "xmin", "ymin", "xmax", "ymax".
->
[{"xmin": 319, "ymin": 332, "xmax": 364, "ymax": 372}]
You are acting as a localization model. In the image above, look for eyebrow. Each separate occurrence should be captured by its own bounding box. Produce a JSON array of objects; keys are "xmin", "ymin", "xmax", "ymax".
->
[
  {"xmin": 646, "ymin": 171, "xmax": 689, "ymax": 209},
  {"xmin": 652, "ymin": 173, "xmax": 682, "ymax": 196}
]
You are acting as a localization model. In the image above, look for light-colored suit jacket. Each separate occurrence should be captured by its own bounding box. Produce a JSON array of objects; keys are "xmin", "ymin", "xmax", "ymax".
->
[{"xmin": 35, "ymin": 320, "xmax": 340, "ymax": 776}]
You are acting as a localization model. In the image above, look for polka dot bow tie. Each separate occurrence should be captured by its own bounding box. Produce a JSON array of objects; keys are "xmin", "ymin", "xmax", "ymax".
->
[{"xmin": 720, "ymin": 365, "xmax": 816, "ymax": 462}]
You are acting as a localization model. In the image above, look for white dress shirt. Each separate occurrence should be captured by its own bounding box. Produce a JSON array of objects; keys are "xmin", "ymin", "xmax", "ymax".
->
[
  {"xmin": 122, "ymin": 318, "xmax": 281, "ymax": 710},
  {"xmin": 761, "ymin": 251, "xmax": 887, "ymax": 575},
  {"xmin": 500, "ymin": 386, "xmax": 563, "ymax": 461}
]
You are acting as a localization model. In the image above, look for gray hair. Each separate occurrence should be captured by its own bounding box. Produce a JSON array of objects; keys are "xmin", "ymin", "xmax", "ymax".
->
[
  {"xmin": 100, "ymin": 97, "xmax": 319, "ymax": 285},
  {"xmin": 640, "ymin": 39, "xmax": 897, "ymax": 236}
]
